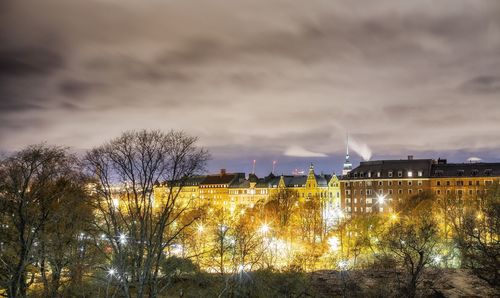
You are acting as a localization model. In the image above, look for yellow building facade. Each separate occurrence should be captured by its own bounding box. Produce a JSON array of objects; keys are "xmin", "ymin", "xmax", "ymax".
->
[{"xmin": 153, "ymin": 165, "xmax": 342, "ymax": 227}]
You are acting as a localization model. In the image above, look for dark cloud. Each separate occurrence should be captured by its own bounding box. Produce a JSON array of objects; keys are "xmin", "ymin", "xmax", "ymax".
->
[
  {"xmin": 0, "ymin": 0, "xmax": 499, "ymax": 170},
  {"xmin": 0, "ymin": 47, "xmax": 63, "ymax": 77},
  {"xmin": 59, "ymin": 80, "xmax": 105, "ymax": 98},
  {"xmin": 0, "ymin": 100, "xmax": 44, "ymax": 113},
  {"xmin": 461, "ymin": 75, "xmax": 500, "ymax": 93}
]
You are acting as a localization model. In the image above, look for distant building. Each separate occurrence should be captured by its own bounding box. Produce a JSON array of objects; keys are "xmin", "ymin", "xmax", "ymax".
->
[
  {"xmin": 340, "ymin": 156, "xmax": 500, "ymax": 216},
  {"xmin": 154, "ymin": 165, "xmax": 341, "ymax": 229}
]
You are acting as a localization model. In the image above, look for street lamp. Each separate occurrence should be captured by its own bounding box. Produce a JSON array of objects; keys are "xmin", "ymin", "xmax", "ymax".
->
[
  {"xmin": 118, "ymin": 233, "xmax": 127, "ymax": 245},
  {"xmin": 338, "ymin": 260, "xmax": 349, "ymax": 271},
  {"xmin": 108, "ymin": 268, "xmax": 116, "ymax": 276},
  {"xmin": 328, "ymin": 236, "xmax": 340, "ymax": 252},
  {"xmin": 259, "ymin": 223, "xmax": 270, "ymax": 234},
  {"xmin": 376, "ymin": 194, "xmax": 386, "ymax": 205}
]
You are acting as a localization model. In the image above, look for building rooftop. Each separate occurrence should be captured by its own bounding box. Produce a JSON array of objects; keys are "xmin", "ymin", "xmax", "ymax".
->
[
  {"xmin": 344, "ymin": 157, "xmax": 434, "ymax": 179},
  {"xmin": 431, "ymin": 162, "xmax": 500, "ymax": 178},
  {"xmin": 200, "ymin": 169, "xmax": 245, "ymax": 186}
]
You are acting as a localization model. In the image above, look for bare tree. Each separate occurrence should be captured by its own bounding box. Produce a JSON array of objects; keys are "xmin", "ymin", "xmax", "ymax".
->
[
  {"xmin": 264, "ymin": 189, "xmax": 298, "ymax": 232},
  {"xmin": 84, "ymin": 130, "xmax": 208, "ymax": 298},
  {"xmin": 0, "ymin": 144, "xmax": 85, "ymax": 297},
  {"xmin": 380, "ymin": 211, "xmax": 439, "ymax": 298},
  {"xmin": 36, "ymin": 173, "xmax": 95, "ymax": 298},
  {"xmin": 454, "ymin": 182, "xmax": 500, "ymax": 288}
]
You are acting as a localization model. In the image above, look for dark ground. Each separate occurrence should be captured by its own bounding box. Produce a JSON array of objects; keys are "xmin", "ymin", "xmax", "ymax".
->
[
  {"xmin": 310, "ymin": 269, "xmax": 498, "ymax": 298},
  {"xmin": 162, "ymin": 268, "xmax": 498, "ymax": 297}
]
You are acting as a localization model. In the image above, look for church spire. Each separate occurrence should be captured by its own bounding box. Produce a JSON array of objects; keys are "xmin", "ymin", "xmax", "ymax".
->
[
  {"xmin": 346, "ymin": 133, "xmax": 349, "ymax": 159},
  {"xmin": 342, "ymin": 133, "xmax": 352, "ymax": 175}
]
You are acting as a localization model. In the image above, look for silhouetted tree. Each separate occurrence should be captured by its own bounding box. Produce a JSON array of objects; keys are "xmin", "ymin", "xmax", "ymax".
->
[
  {"xmin": 454, "ymin": 182, "xmax": 500, "ymax": 288},
  {"xmin": 85, "ymin": 130, "xmax": 209, "ymax": 298},
  {"xmin": 0, "ymin": 144, "xmax": 89, "ymax": 297}
]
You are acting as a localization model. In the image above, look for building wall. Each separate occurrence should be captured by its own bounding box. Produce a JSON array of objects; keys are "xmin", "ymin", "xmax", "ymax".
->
[{"xmin": 340, "ymin": 176, "xmax": 499, "ymax": 216}]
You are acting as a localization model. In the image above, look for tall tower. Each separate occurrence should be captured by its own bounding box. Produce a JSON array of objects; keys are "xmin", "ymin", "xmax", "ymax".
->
[{"xmin": 342, "ymin": 134, "xmax": 352, "ymax": 175}]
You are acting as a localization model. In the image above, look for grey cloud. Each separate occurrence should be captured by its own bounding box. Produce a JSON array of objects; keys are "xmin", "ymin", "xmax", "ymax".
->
[
  {"xmin": 461, "ymin": 75, "xmax": 500, "ymax": 93},
  {"xmin": 0, "ymin": 0, "xmax": 499, "ymax": 166},
  {"xmin": 0, "ymin": 99, "xmax": 44, "ymax": 113},
  {"xmin": 59, "ymin": 80, "xmax": 106, "ymax": 98},
  {"xmin": 0, "ymin": 47, "xmax": 63, "ymax": 77}
]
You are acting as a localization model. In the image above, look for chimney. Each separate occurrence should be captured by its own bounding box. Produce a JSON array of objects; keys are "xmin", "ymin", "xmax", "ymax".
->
[
  {"xmin": 220, "ymin": 169, "xmax": 226, "ymax": 176},
  {"xmin": 408, "ymin": 155, "xmax": 413, "ymax": 160},
  {"xmin": 438, "ymin": 158, "xmax": 447, "ymax": 164}
]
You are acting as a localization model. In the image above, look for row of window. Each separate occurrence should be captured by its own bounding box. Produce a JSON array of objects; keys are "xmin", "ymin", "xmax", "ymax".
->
[
  {"xmin": 435, "ymin": 180, "xmax": 493, "ymax": 186},
  {"xmin": 352, "ymin": 170, "xmax": 424, "ymax": 178},
  {"xmin": 345, "ymin": 180, "xmax": 424, "ymax": 187},
  {"xmin": 229, "ymin": 189, "xmax": 268, "ymax": 195},
  {"xmin": 345, "ymin": 188, "xmax": 424, "ymax": 196},
  {"xmin": 435, "ymin": 189, "xmax": 486, "ymax": 196},
  {"xmin": 346, "ymin": 206, "xmax": 393, "ymax": 213},
  {"xmin": 200, "ymin": 184, "xmax": 228, "ymax": 188},
  {"xmin": 434, "ymin": 169, "xmax": 493, "ymax": 177}
]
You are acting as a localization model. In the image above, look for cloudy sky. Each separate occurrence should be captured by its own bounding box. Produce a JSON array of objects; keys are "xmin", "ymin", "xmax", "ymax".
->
[{"xmin": 1, "ymin": 0, "xmax": 500, "ymax": 175}]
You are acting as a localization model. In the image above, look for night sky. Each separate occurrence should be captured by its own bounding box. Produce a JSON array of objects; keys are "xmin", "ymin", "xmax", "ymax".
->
[{"xmin": 1, "ymin": 0, "xmax": 500, "ymax": 176}]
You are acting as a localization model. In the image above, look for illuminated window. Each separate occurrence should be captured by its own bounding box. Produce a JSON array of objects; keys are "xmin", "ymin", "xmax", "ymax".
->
[{"xmin": 407, "ymin": 171, "xmax": 413, "ymax": 177}]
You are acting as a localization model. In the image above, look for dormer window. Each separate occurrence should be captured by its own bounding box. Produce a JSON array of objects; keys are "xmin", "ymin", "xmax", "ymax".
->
[
  {"xmin": 485, "ymin": 169, "xmax": 492, "ymax": 176},
  {"xmin": 377, "ymin": 172, "xmax": 381, "ymax": 177},
  {"xmin": 435, "ymin": 170, "xmax": 443, "ymax": 177},
  {"xmin": 398, "ymin": 171, "xmax": 403, "ymax": 177},
  {"xmin": 471, "ymin": 169, "xmax": 479, "ymax": 176},
  {"xmin": 407, "ymin": 171, "xmax": 413, "ymax": 177},
  {"xmin": 388, "ymin": 171, "xmax": 393, "ymax": 178},
  {"xmin": 417, "ymin": 170, "xmax": 423, "ymax": 177},
  {"xmin": 457, "ymin": 170, "xmax": 464, "ymax": 177}
]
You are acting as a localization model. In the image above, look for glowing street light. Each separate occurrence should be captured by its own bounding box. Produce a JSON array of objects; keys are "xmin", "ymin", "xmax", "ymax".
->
[
  {"xmin": 237, "ymin": 264, "xmax": 245, "ymax": 273},
  {"xmin": 390, "ymin": 213, "xmax": 398, "ymax": 221},
  {"xmin": 197, "ymin": 224, "xmax": 204, "ymax": 233},
  {"xmin": 433, "ymin": 255, "xmax": 442, "ymax": 264},
  {"xmin": 108, "ymin": 268, "xmax": 116, "ymax": 276},
  {"xmin": 119, "ymin": 233, "xmax": 127, "ymax": 245},
  {"xmin": 219, "ymin": 224, "xmax": 228, "ymax": 233},
  {"xmin": 112, "ymin": 198, "xmax": 119, "ymax": 210},
  {"xmin": 259, "ymin": 223, "xmax": 270, "ymax": 234},
  {"xmin": 338, "ymin": 260, "xmax": 349, "ymax": 271},
  {"xmin": 328, "ymin": 236, "xmax": 340, "ymax": 252},
  {"xmin": 377, "ymin": 194, "xmax": 386, "ymax": 205}
]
